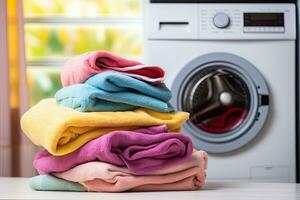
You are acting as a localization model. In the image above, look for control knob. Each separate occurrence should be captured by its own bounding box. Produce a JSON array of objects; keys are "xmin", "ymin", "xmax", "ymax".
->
[{"xmin": 213, "ymin": 12, "xmax": 230, "ymax": 28}]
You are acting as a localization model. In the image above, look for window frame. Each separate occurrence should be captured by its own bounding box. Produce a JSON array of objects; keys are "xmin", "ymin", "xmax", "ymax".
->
[
  {"xmin": 0, "ymin": 0, "xmax": 11, "ymax": 151},
  {"xmin": 23, "ymin": 2, "xmax": 143, "ymax": 67}
]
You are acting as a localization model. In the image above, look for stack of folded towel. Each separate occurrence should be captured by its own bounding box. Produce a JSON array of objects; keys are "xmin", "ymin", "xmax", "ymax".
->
[{"xmin": 21, "ymin": 51, "xmax": 208, "ymax": 192}]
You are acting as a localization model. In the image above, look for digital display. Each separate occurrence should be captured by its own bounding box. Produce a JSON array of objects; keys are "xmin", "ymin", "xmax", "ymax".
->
[{"xmin": 244, "ymin": 13, "xmax": 284, "ymax": 27}]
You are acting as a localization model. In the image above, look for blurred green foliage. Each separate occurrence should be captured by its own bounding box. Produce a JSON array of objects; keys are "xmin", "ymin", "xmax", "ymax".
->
[
  {"xmin": 27, "ymin": 67, "xmax": 62, "ymax": 105},
  {"xmin": 24, "ymin": 0, "xmax": 142, "ymax": 106},
  {"xmin": 25, "ymin": 24, "xmax": 142, "ymax": 60}
]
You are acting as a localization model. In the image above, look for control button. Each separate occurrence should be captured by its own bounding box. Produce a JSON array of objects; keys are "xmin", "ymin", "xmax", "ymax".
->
[
  {"xmin": 277, "ymin": 27, "xmax": 285, "ymax": 32},
  {"xmin": 243, "ymin": 26, "xmax": 285, "ymax": 33},
  {"xmin": 244, "ymin": 27, "xmax": 250, "ymax": 32},
  {"xmin": 213, "ymin": 12, "xmax": 230, "ymax": 29},
  {"xmin": 265, "ymin": 27, "xmax": 272, "ymax": 32}
]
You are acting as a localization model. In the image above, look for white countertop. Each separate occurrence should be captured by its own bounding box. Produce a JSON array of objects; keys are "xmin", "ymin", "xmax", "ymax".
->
[{"xmin": 0, "ymin": 178, "xmax": 299, "ymax": 200}]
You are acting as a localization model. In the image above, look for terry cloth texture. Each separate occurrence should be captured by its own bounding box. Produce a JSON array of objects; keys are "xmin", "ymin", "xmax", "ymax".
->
[
  {"xmin": 56, "ymin": 72, "xmax": 173, "ymax": 112},
  {"xmin": 61, "ymin": 51, "xmax": 166, "ymax": 86},
  {"xmin": 34, "ymin": 125, "xmax": 193, "ymax": 175},
  {"xmin": 21, "ymin": 99, "xmax": 189, "ymax": 156}
]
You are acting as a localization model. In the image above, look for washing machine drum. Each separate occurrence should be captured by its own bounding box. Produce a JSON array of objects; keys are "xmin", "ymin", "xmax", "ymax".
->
[{"xmin": 171, "ymin": 53, "xmax": 269, "ymax": 153}]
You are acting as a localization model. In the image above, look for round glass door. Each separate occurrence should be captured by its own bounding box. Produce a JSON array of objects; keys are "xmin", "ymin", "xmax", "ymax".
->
[
  {"xmin": 183, "ymin": 68, "xmax": 251, "ymax": 134},
  {"xmin": 171, "ymin": 53, "xmax": 269, "ymax": 153}
]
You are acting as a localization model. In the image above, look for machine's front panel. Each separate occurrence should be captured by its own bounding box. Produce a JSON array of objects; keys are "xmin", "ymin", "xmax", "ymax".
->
[
  {"xmin": 145, "ymin": 38, "xmax": 296, "ymax": 182},
  {"xmin": 144, "ymin": 1, "xmax": 296, "ymax": 182},
  {"xmin": 146, "ymin": 3, "xmax": 296, "ymax": 40}
]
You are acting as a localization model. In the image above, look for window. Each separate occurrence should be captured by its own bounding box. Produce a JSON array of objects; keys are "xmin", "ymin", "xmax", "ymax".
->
[{"xmin": 23, "ymin": 0, "xmax": 143, "ymax": 105}]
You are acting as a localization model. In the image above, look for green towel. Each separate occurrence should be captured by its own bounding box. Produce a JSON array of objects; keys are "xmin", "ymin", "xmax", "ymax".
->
[{"xmin": 29, "ymin": 175, "xmax": 85, "ymax": 192}]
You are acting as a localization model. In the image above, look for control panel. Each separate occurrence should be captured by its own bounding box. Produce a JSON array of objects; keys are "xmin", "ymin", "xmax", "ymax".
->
[
  {"xmin": 146, "ymin": 3, "xmax": 296, "ymax": 40},
  {"xmin": 211, "ymin": 12, "xmax": 284, "ymax": 32},
  {"xmin": 198, "ymin": 4, "xmax": 295, "ymax": 39}
]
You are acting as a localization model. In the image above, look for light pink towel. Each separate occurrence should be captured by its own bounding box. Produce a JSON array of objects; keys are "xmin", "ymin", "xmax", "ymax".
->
[
  {"xmin": 61, "ymin": 51, "xmax": 166, "ymax": 86},
  {"xmin": 54, "ymin": 151, "xmax": 208, "ymax": 192},
  {"xmin": 82, "ymin": 167, "xmax": 206, "ymax": 192}
]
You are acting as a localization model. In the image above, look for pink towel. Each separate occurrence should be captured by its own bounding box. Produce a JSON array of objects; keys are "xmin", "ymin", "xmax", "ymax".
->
[
  {"xmin": 54, "ymin": 151, "xmax": 208, "ymax": 181},
  {"xmin": 82, "ymin": 167, "xmax": 206, "ymax": 192},
  {"xmin": 34, "ymin": 125, "xmax": 193, "ymax": 175},
  {"xmin": 61, "ymin": 51, "xmax": 166, "ymax": 86},
  {"xmin": 54, "ymin": 151, "xmax": 208, "ymax": 192}
]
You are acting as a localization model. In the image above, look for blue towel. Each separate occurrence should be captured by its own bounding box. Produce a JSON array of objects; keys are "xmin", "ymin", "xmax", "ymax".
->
[
  {"xmin": 55, "ymin": 72, "xmax": 174, "ymax": 112},
  {"xmin": 29, "ymin": 175, "xmax": 85, "ymax": 192}
]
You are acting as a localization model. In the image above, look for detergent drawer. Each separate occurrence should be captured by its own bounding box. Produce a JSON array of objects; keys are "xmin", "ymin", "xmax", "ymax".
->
[{"xmin": 146, "ymin": 4, "xmax": 198, "ymax": 39}]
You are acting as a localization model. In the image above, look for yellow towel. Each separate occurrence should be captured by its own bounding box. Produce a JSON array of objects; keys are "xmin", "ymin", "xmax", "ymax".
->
[{"xmin": 21, "ymin": 99, "xmax": 189, "ymax": 156}]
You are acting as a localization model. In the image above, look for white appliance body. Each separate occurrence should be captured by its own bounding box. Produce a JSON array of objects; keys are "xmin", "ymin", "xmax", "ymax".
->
[{"xmin": 144, "ymin": 2, "xmax": 296, "ymax": 182}]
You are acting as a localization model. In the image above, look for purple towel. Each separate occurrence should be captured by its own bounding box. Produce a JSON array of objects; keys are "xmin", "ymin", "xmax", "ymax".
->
[{"xmin": 34, "ymin": 125, "xmax": 193, "ymax": 175}]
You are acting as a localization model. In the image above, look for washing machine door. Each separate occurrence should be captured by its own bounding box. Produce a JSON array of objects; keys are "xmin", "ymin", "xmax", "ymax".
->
[{"xmin": 171, "ymin": 52, "xmax": 269, "ymax": 153}]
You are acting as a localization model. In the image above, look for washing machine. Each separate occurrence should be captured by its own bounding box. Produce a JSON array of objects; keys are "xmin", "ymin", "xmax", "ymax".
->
[{"xmin": 144, "ymin": 1, "xmax": 296, "ymax": 182}]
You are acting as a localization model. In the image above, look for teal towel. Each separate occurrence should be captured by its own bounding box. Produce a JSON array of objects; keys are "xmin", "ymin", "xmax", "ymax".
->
[
  {"xmin": 29, "ymin": 175, "xmax": 85, "ymax": 192},
  {"xmin": 55, "ymin": 72, "xmax": 174, "ymax": 112}
]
